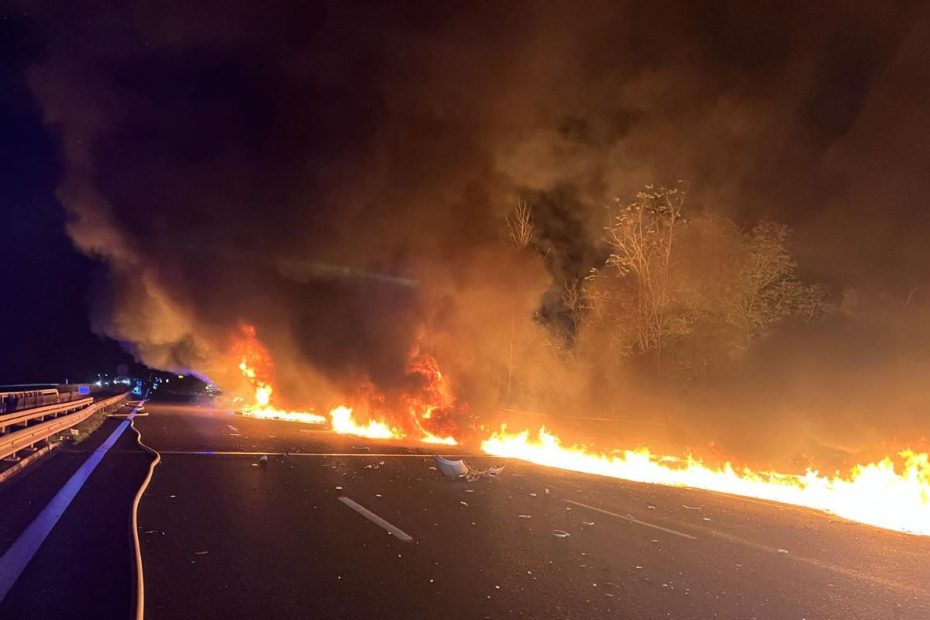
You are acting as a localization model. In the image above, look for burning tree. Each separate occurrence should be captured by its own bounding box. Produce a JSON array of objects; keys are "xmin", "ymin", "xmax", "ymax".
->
[
  {"xmin": 721, "ymin": 221, "xmax": 827, "ymax": 349},
  {"xmin": 505, "ymin": 200, "xmax": 534, "ymax": 250},
  {"xmin": 604, "ymin": 184, "xmax": 687, "ymax": 372}
]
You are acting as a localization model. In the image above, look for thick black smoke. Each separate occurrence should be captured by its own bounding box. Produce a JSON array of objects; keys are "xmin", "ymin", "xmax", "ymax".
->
[{"xmin": 20, "ymin": 1, "xmax": 930, "ymax": 459}]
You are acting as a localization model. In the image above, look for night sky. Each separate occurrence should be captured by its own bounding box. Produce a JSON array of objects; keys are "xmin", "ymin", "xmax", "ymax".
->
[{"xmin": 1, "ymin": 14, "xmax": 137, "ymax": 384}]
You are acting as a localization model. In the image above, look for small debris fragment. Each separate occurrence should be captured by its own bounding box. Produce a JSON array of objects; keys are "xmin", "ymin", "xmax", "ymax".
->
[
  {"xmin": 518, "ymin": 514, "xmax": 532, "ymax": 519},
  {"xmin": 544, "ymin": 488, "xmax": 550, "ymax": 495},
  {"xmin": 529, "ymin": 492, "xmax": 537, "ymax": 497},
  {"xmin": 195, "ymin": 550, "xmax": 209, "ymax": 555},
  {"xmin": 552, "ymin": 530, "xmax": 571, "ymax": 539},
  {"xmin": 777, "ymin": 548, "xmax": 789, "ymax": 554},
  {"xmin": 459, "ymin": 501, "xmax": 469, "ymax": 507},
  {"xmin": 582, "ymin": 521, "xmax": 595, "ymax": 526},
  {"xmin": 335, "ymin": 486, "xmax": 343, "ymax": 491},
  {"xmin": 682, "ymin": 505, "xmax": 702, "ymax": 510},
  {"xmin": 647, "ymin": 505, "xmax": 656, "ymax": 510}
]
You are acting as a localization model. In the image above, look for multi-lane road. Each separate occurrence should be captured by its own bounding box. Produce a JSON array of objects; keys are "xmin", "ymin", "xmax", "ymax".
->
[{"xmin": 1, "ymin": 395, "xmax": 928, "ymax": 618}]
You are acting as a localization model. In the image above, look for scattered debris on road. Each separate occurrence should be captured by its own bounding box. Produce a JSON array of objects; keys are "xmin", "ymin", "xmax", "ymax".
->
[{"xmin": 552, "ymin": 530, "xmax": 571, "ymax": 539}]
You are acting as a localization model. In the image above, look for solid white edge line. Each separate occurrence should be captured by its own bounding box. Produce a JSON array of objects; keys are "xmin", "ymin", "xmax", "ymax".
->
[
  {"xmin": 337, "ymin": 496, "xmax": 413, "ymax": 542},
  {"xmin": 563, "ymin": 499, "xmax": 698, "ymax": 540},
  {"xmin": 0, "ymin": 394, "xmax": 133, "ymax": 603}
]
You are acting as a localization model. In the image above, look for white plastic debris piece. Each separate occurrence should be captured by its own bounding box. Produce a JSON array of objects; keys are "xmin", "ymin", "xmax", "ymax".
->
[
  {"xmin": 375, "ymin": 494, "xmax": 383, "ymax": 498},
  {"xmin": 464, "ymin": 489, "xmax": 475, "ymax": 493},
  {"xmin": 647, "ymin": 505, "xmax": 656, "ymax": 510},
  {"xmin": 777, "ymin": 548, "xmax": 789, "ymax": 554},
  {"xmin": 682, "ymin": 505, "xmax": 702, "ymax": 510},
  {"xmin": 258, "ymin": 455, "xmax": 268, "ymax": 462},
  {"xmin": 459, "ymin": 501, "xmax": 469, "ymax": 507},
  {"xmin": 433, "ymin": 455, "xmax": 506, "ymax": 481},
  {"xmin": 582, "ymin": 521, "xmax": 595, "ymax": 526},
  {"xmin": 544, "ymin": 488, "xmax": 550, "ymax": 495},
  {"xmin": 195, "ymin": 550, "xmax": 209, "ymax": 555},
  {"xmin": 518, "ymin": 514, "xmax": 532, "ymax": 519},
  {"xmin": 702, "ymin": 517, "xmax": 711, "ymax": 521},
  {"xmin": 335, "ymin": 486, "xmax": 343, "ymax": 490},
  {"xmin": 434, "ymin": 455, "xmax": 469, "ymax": 478},
  {"xmin": 552, "ymin": 530, "xmax": 571, "ymax": 539},
  {"xmin": 529, "ymin": 492, "xmax": 537, "ymax": 497}
]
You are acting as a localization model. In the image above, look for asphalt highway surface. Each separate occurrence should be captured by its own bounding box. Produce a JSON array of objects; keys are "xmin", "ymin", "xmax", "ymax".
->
[{"xmin": 1, "ymin": 395, "xmax": 929, "ymax": 619}]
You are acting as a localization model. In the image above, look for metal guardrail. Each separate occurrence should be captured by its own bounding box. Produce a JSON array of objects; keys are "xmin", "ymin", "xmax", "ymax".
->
[
  {"xmin": 0, "ymin": 392, "xmax": 129, "ymax": 461},
  {"xmin": 0, "ymin": 397, "xmax": 94, "ymax": 432}
]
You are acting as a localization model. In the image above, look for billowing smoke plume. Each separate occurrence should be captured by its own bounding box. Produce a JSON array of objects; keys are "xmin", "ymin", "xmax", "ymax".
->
[{"xmin": 23, "ymin": 1, "xmax": 930, "ymax": 463}]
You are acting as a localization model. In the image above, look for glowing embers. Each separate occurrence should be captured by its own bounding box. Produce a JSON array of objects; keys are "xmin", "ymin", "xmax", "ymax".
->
[{"xmin": 481, "ymin": 426, "xmax": 930, "ymax": 536}]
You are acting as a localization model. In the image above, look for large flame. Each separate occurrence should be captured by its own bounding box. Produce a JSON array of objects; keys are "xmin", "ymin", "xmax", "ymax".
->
[
  {"xmin": 234, "ymin": 324, "xmax": 326, "ymax": 424},
  {"xmin": 237, "ymin": 359, "xmax": 327, "ymax": 424},
  {"xmin": 227, "ymin": 323, "xmax": 930, "ymax": 536},
  {"xmin": 231, "ymin": 325, "xmax": 458, "ymax": 443},
  {"xmin": 329, "ymin": 405, "xmax": 401, "ymax": 439},
  {"xmin": 481, "ymin": 426, "xmax": 930, "ymax": 536}
]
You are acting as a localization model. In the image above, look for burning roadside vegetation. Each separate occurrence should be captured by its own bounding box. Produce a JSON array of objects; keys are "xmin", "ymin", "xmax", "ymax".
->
[{"xmin": 22, "ymin": 1, "xmax": 930, "ymax": 534}]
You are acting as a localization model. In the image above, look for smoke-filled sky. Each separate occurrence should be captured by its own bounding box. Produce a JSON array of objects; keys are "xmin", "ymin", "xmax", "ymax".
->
[{"xmin": 5, "ymin": 1, "xmax": 930, "ymax": 459}]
